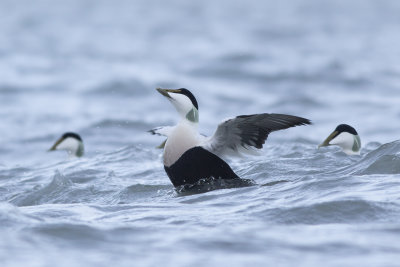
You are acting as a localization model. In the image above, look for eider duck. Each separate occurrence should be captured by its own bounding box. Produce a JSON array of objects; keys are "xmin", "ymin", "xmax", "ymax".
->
[
  {"xmin": 48, "ymin": 132, "xmax": 84, "ymax": 157},
  {"xmin": 152, "ymin": 88, "xmax": 311, "ymax": 187},
  {"xmin": 318, "ymin": 124, "xmax": 361, "ymax": 155}
]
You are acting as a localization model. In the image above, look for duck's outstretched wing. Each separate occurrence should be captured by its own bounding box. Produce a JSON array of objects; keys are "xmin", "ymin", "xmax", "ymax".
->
[
  {"xmin": 201, "ymin": 113, "xmax": 311, "ymax": 157},
  {"xmin": 148, "ymin": 126, "xmax": 174, "ymax": 149},
  {"xmin": 148, "ymin": 126, "xmax": 174, "ymax": 137}
]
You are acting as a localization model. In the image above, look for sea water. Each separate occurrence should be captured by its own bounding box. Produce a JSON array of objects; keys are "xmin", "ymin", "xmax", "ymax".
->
[{"xmin": 1, "ymin": 0, "xmax": 400, "ymax": 266}]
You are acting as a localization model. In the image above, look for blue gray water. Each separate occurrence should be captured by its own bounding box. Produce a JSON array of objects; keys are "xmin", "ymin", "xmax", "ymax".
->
[{"xmin": 1, "ymin": 0, "xmax": 400, "ymax": 266}]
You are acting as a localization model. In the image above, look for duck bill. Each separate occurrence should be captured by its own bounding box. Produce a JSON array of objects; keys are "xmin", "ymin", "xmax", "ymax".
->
[
  {"xmin": 48, "ymin": 137, "xmax": 63, "ymax": 151},
  {"xmin": 156, "ymin": 88, "xmax": 181, "ymax": 98},
  {"xmin": 318, "ymin": 131, "xmax": 338, "ymax": 148}
]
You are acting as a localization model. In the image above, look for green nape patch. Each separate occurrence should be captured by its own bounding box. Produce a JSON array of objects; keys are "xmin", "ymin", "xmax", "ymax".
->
[
  {"xmin": 186, "ymin": 108, "xmax": 199, "ymax": 123},
  {"xmin": 353, "ymin": 135, "xmax": 361, "ymax": 152}
]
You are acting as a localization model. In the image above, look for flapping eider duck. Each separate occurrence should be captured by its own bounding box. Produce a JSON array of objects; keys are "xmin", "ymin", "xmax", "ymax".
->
[
  {"xmin": 49, "ymin": 132, "xmax": 84, "ymax": 158},
  {"xmin": 318, "ymin": 124, "xmax": 361, "ymax": 155},
  {"xmin": 151, "ymin": 88, "xmax": 311, "ymax": 187}
]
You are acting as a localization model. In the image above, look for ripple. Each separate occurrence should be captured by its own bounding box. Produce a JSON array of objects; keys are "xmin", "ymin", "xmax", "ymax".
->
[
  {"xmin": 176, "ymin": 178, "xmax": 255, "ymax": 196},
  {"xmin": 9, "ymin": 171, "xmax": 73, "ymax": 207},
  {"xmin": 255, "ymin": 200, "xmax": 400, "ymax": 224},
  {"xmin": 0, "ymin": 202, "xmax": 40, "ymax": 226},
  {"xmin": 341, "ymin": 140, "xmax": 400, "ymax": 175},
  {"xmin": 362, "ymin": 155, "xmax": 400, "ymax": 175}
]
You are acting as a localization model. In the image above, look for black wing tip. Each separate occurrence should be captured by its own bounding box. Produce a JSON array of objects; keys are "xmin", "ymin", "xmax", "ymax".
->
[
  {"xmin": 238, "ymin": 113, "xmax": 312, "ymax": 125},
  {"xmin": 287, "ymin": 118, "xmax": 312, "ymax": 129},
  {"xmin": 298, "ymin": 118, "xmax": 312, "ymax": 126},
  {"xmin": 277, "ymin": 114, "xmax": 312, "ymax": 127},
  {"xmin": 148, "ymin": 129, "xmax": 157, "ymax": 135}
]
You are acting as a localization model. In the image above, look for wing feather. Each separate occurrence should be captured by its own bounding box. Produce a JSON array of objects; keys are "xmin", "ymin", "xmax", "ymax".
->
[
  {"xmin": 148, "ymin": 126, "xmax": 174, "ymax": 136},
  {"xmin": 202, "ymin": 113, "xmax": 311, "ymax": 157}
]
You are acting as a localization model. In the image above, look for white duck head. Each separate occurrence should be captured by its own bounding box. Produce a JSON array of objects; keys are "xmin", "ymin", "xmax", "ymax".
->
[
  {"xmin": 49, "ymin": 132, "xmax": 84, "ymax": 157},
  {"xmin": 318, "ymin": 124, "xmax": 361, "ymax": 155},
  {"xmin": 156, "ymin": 88, "xmax": 199, "ymax": 123}
]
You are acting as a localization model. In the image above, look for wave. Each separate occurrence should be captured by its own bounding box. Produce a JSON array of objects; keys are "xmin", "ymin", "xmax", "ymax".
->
[
  {"xmin": 253, "ymin": 199, "xmax": 400, "ymax": 225},
  {"xmin": 336, "ymin": 140, "xmax": 400, "ymax": 175},
  {"xmin": 176, "ymin": 177, "xmax": 255, "ymax": 196},
  {"xmin": 0, "ymin": 202, "xmax": 39, "ymax": 226},
  {"xmin": 10, "ymin": 171, "xmax": 73, "ymax": 207}
]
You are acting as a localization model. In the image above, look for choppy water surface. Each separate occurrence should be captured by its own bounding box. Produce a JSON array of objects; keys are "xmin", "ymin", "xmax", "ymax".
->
[{"xmin": 1, "ymin": 0, "xmax": 400, "ymax": 266}]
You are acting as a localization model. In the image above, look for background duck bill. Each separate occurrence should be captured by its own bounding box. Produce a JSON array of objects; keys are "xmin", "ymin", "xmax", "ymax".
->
[{"xmin": 318, "ymin": 131, "xmax": 338, "ymax": 148}]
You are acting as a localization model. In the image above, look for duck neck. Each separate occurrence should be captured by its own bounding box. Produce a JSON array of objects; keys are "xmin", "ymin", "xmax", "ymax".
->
[{"xmin": 185, "ymin": 107, "xmax": 199, "ymax": 124}]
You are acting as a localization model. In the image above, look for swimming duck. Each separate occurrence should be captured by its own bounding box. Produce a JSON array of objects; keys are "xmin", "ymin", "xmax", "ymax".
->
[
  {"xmin": 152, "ymin": 88, "xmax": 311, "ymax": 187},
  {"xmin": 49, "ymin": 132, "xmax": 84, "ymax": 157},
  {"xmin": 318, "ymin": 124, "xmax": 361, "ymax": 155}
]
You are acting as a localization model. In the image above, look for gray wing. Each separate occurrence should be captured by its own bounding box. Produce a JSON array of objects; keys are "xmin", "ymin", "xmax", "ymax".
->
[{"xmin": 202, "ymin": 113, "xmax": 311, "ymax": 157}]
